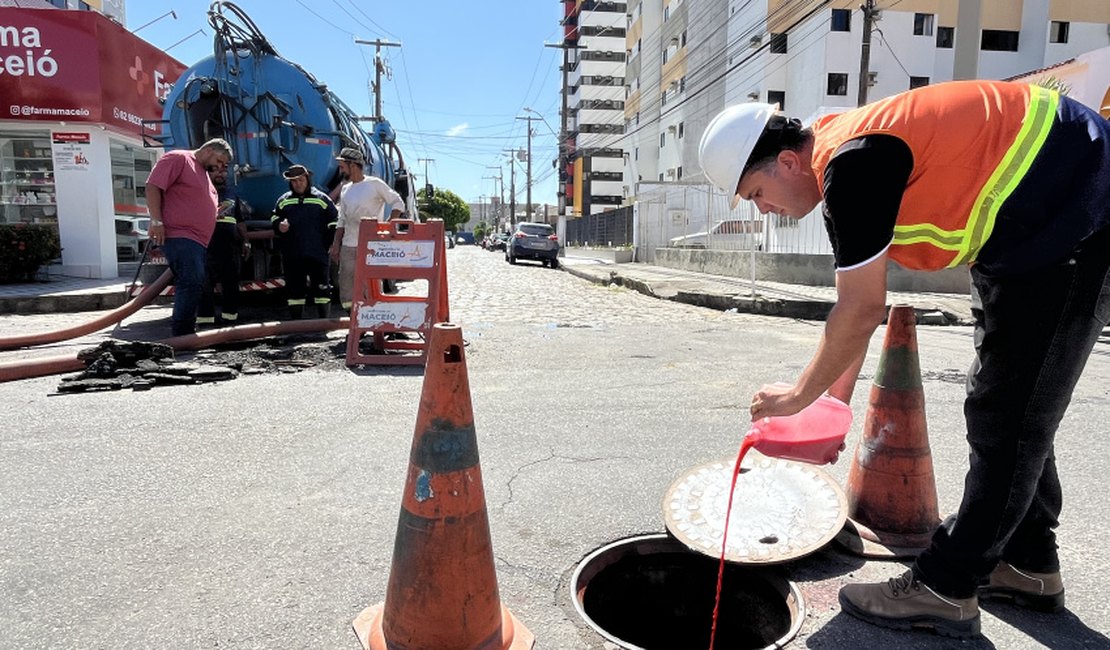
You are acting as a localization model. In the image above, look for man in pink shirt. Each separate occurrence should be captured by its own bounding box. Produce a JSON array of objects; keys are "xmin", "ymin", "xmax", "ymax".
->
[{"xmin": 145, "ymin": 138, "xmax": 233, "ymax": 336}]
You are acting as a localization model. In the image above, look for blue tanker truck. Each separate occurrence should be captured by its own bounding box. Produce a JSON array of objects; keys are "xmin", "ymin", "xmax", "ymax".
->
[{"xmin": 142, "ymin": 1, "xmax": 415, "ymax": 291}]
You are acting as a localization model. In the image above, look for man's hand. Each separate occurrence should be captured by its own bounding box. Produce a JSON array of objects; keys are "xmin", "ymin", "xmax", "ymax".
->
[
  {"xmin": 278, "ymin": 219, "xmax": 290, "ymax": 233},
  {"xmin": 149, "ymin": 222, "xmax": 165, "ymax": 246},
  {"xmin": 328, "ymin": 243, "xmax": 340, "ymax": 263},
  {"xmin": 750, "ymin": 383, "xmax": 808, "ymax": 421}
]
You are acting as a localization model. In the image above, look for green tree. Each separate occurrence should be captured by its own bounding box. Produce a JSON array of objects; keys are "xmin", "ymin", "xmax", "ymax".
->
[
  {"xmin": 417, "ymin": 187, "xmax": 470, "ymax": 234},
  {"xmin": 473, "ymin": 221, "xmax": 490, "ymax": 241}
]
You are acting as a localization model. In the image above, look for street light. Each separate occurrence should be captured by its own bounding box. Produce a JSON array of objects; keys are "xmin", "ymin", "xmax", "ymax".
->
[
  {"xmin": 522, "ymin": 107, "xmax": 559, "ymax": 139},
  {"xmin": 133, "ymin": 10, "xmax": 177, "ymax": 34},
  {"xmin": 165, "ymin": 29, "xmax": 207, "ymax": 52}
]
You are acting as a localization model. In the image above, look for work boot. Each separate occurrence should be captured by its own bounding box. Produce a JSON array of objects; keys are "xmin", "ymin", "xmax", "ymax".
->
[
  {"xmin": 316, "ymin": 303, "xmax": 330, "ymax": 319},
  {"xmin": 979, "ymin": 562, "xmax": 1065, "ymax": 612},
  {"xmin": 838, "ymin": 570, "xmax": 980, "ymax": 639}
]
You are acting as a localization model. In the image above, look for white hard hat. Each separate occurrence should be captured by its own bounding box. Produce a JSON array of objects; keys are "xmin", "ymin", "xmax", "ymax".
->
[{"xmin": 698, "ymin": 102, "xmax": 778, "ymax": 209}]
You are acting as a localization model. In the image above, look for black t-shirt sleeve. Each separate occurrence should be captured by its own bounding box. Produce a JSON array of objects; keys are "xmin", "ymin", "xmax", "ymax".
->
[{"xmin": 821, "ymin": 134, "xmax": 913, "ymax": 269}]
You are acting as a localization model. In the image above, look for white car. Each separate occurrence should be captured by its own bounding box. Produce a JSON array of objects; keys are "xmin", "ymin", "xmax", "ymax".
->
[
  {"xmin": 115, "ymin": 216, "xmax": 150, "ymax": 260},
  {"xmin": 669, "ymin": 219, "xmax": 763, "ymax": 250}
]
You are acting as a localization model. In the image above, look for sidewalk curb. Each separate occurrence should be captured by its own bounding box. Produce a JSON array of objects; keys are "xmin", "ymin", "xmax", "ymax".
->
[
  {"xmin": 0, "ymin": 292, "xmax": 128, "ymax": 315},
  {"xmin": 564, "ymin": 264, "xmax": 969, "ymax": 325}
]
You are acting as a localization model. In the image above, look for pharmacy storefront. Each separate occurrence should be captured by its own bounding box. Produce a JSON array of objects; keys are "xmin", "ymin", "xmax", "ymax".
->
[{"xmin": 0, "ymin": 7, "xmax": 184, "ymax": 278}]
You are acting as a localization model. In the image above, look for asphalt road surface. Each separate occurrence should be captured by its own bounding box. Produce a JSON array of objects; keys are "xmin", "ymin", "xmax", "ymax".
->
[{"xmin": 1, "ymin": 245, "xmax": 1108, "ymax": 649}]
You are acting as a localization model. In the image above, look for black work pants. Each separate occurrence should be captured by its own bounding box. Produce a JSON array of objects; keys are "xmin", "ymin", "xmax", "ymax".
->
[
  {"xmin": 914, "ymin": 227, "xmax": 1110, "ymax": 598},
  {"xmin": 285, "ymin": 254, "xmax": 331, "ymax": 309},
  {"xmin": 199, "ymin": 241, "xmax": 241, "ymax": 323}
]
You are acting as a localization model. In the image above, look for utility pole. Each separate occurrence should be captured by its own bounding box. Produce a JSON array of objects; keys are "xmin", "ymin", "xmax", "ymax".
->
[
  {"xmin": 417, "ymin": 157, "xmax": 435, "ymax": 194},
  {"xmin": 515, "ymin": 115, "xmax": 538, "ymax": 220},
  {"xmin": 354, "ymin": 38, "xmax": 402, "ymax": 121},
  {"xmin": 502, "ymin": 150, "xmax": 517, "ymax": 229},
  {"xmin": 857, "ymin": 0, "xmax": 876, "ymax": 106},
  {"xmin": 485, "ymin": 165, "xmax": 504, "ymax": 228}
]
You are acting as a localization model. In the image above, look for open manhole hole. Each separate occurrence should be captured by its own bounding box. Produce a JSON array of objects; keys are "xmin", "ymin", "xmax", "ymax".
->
[{"xmin": 571, "ymin": 533, "xmax": 804, "ymax": 649}]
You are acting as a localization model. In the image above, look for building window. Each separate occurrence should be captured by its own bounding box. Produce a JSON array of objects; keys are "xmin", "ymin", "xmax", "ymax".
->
[
  {"xmin": 659, "ymin": 173, "xmax": 664, "ymax": 181},
  {"xmin": 937, "ymin": 26, "xmax": 954, "ymax": 48},
  {"xmin": 831, "ymin": 9, "xmax": 851, "ymax": 32},
  {"xmin": 913, "ymin": 13, "xmax": 934, "ymax": 37},
  {"xmin": 767, "ymin": 89, "xmax": 786, "ymax": 109},
  {"xmin": 678, "ymin": 122, "xmax": 685, "ymax": 138},
  {"xmin": 677, "ymin": 166, "xmax": 682, "ymax": 180},
  {"xmin": 660, "ymin": 133, "xmax": 666, "ymax": 148},
  {"xmin": 827, "ymin": 73, "xmax": 848, "ymax": 96},
  {"xmin": 1050, "ymin": 21, "xmax": 1069, "ymax": 44},
  {"xmin": 681, "ymin": 29, "xmax": 687, "ymax": 46},
  {"xmin": 770, "ymin": 32, "xmax": 787, "ymax": 54},
  {"xmin": 981, "ymin": 30, "xmax": 1019, "ymax": 52},
  {"xmin": 0, "ymin": 131, "xmax": 57, "ymax": 228},
  {"xmin": 909, "ymin": 76, "xmax": 930, "ymax": 89}
]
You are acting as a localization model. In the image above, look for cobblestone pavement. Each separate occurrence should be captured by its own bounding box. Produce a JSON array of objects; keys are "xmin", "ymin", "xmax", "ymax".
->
[
  {"xmin": 443, "ymin": 245, "xmax": 753, "ymax": 327},
  {"xmin": 0, "ymin": 245, "xmax": 771, "ymax": 364}
]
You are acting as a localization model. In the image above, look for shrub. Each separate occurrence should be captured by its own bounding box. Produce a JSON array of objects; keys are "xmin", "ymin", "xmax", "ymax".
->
[{"xmin": 0, "ymin": 224, "xmax": 62, "ymax": 283}]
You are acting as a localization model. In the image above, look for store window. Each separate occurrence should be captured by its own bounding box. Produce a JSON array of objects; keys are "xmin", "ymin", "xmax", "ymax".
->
[
  {"xmin": 110, "ymin": 141, "xmax": 156, "ymax": 217},
  {"xmin": 0, "ymin": 131, "xmax": 56, "ymax": 227}
]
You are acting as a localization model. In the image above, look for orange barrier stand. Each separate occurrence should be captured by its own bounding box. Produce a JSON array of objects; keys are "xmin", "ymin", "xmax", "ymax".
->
[{"xmin": 345, "ymin": 218, "xmax": 449, "ymax": 366}]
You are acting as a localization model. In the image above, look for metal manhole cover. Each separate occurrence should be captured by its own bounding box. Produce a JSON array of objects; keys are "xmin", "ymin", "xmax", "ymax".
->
[{"xmin": 663, "ymin": 454, "xmax": 847, "ymax": 564}]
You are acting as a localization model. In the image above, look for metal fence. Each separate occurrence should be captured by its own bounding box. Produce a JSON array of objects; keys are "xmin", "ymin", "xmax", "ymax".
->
[
  {"xmin": 565, "ymin": 205, "xmax": 634, "ymax": 247},
  {"xmin": 633, "ymin": 182, "xmax": 831, "ymax": 262}
]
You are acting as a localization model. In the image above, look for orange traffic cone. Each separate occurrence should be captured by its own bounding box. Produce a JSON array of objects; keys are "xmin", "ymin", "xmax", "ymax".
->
[
  {"xmin": 836, "ymin": 304, "xmax": 942, "ymax": 559},
  {"xmin": 352, "ymin": 323, "xmax": 534, "ymax": 650}
]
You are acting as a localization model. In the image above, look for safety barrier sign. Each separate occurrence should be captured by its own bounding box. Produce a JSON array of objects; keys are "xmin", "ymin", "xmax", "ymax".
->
[{"xmin": 345, "ymin": 218, "xmax": 449, "ymax": 366}]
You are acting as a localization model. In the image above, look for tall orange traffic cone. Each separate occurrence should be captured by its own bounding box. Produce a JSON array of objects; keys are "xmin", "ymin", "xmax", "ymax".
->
[
  {"xmin": 835, "ymin": 304, "xmax": 942, "ymax": 559},
  {"xmin": 352, "ymin": 323, "xmax": 534, "ymax": 650}
]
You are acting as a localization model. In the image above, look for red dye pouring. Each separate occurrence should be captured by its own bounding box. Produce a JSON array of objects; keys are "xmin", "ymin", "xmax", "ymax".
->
[
  {"xmin": 708, "ymin": 394, "xmax": 852, "ymax": 649},
  {"xmin": 708, "ymin": 436, "xmax": 754, "ymax": 650}
]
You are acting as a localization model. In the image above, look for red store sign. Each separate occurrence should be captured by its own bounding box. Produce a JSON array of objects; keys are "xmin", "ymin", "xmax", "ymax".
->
[{"xmin": 0, "ymin": 8, "xmax": 186, "ymax": 135}]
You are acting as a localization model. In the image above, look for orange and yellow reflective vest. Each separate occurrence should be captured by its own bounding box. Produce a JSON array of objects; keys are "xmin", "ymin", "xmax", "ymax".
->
[{"xmin": 810, "ymin": 80, "xmax": 1058, "ymax": 271}]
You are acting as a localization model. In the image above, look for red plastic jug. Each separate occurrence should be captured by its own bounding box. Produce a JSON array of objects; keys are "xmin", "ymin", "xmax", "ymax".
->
[{"xmin": 746, "ymin": 390, "xmax": 853, "ymax": 465}]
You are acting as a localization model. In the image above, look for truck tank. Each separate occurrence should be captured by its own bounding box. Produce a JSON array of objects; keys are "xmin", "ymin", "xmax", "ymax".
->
[{"xmin": 146, "ymin": 1, "xmax": 413, "ymax": 213}]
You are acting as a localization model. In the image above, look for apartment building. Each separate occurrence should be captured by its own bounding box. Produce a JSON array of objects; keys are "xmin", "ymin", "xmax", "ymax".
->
[
  {"xmin": 622, "ymin": 0, "xmax": 1110, "ymax": 198},
  {"xmin": 561, "ymin": 0, "xmax": 628, "ymax": 216}
]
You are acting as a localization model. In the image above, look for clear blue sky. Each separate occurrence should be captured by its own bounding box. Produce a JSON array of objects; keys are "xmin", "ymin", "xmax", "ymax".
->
[{"xmin": 128, "ymin": 1, "xmax": 565, "ymax": 207}]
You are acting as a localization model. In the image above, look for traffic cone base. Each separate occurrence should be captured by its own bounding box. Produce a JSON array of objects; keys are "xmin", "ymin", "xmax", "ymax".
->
[
  {"xmin": 354, "ymin": 603, "xmax": 534, "ymax": 650},
  {"xmin": 836, "ymin": 517, "xmax": 939, "ymax": 559}
]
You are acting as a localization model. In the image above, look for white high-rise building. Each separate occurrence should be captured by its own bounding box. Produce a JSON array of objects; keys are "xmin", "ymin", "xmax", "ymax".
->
[
  {"xmin": 561, "ymin": 1, "xmax": 628, "ymax": 216},
  {"xmin": 623, "ymin": 0, "xmax": 1110, "ymax": 198}
]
